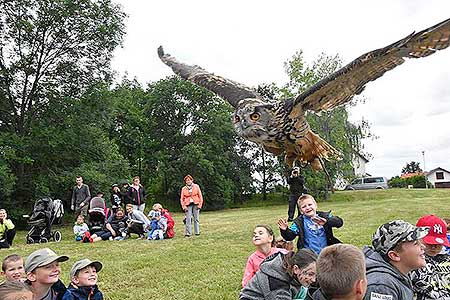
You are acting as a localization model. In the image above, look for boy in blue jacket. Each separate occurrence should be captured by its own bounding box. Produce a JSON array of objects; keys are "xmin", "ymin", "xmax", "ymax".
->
[
  {"xmin": 278, "ymin": 194, "xmax": 343, "ymax": 254},
  {"xmin": 62, "ymin": 259, "xmax": 103, "ymax": 300}
]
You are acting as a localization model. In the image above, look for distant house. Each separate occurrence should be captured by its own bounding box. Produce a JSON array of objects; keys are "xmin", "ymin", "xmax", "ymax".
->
[
  {"xmin": 426, "ymin": 167, "xmax": 450, "ymax": 188},
  {"xmin": 335, "ymin": 152, "xmax": 370, "ymax": 190},
  {"xmin": 352, "ymin": 152, "xmax": 370, "ymax": 177}
]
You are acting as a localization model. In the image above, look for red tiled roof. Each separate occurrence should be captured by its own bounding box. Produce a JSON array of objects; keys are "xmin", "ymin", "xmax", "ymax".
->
[{"xmin": 400, "ymin": 172, "xmax": 423, "ymax": 179}]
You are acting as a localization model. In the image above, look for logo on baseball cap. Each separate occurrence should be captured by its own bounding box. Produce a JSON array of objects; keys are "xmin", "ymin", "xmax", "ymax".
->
[{"xmin": 416, "ymin": 215, "xmax": 450, "ymax": 246}]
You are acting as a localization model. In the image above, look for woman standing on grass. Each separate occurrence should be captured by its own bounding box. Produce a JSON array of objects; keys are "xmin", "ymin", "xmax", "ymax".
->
[
  {"xmin": 240, "ymin": 249, "xmax": 318, "ymax": 300},
  {"xmin": 180, "ymin": 175, "xmax": 203, "ymax": 237},
  {"xmin": 242, "ymin": 225, "xmax": 287, "ymax": 287}
]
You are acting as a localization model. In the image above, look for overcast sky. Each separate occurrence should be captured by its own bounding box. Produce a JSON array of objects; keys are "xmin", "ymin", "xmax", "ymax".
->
[{"xmin": 111, "ymin": 0, "xmax": 450, "ymax": 178}]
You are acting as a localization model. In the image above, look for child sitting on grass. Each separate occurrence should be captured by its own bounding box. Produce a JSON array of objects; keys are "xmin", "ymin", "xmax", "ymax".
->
[
  {"xmin": 147, "ymin": 204, "xmax": 166, "ymax": 240},
  {"xmin": 242, "ymin": 225, "xmax": 287, "ymax": 287},
  {"xmin": 73, "ymin": 215, "xmax": 89, "ymax": 242},
  {"xmin": 278, "ymin": 194, "xmax": 343, "ymax": 254},
  {"xmin": 0, "ymin": 280, "xmax": 33, "ymax": 300},
  {"xmin": 62, "ymin": 259, "xmax": 103, "ymax": 300},
  {"xmin": 1, "ymin": 254, "xmax": 25, "ymax": 282},
  {"xmin": 25, "ymin": 248, "xmax": 69, "ymax": 300}
]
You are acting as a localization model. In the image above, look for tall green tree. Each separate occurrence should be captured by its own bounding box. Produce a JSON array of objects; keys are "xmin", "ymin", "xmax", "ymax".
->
[
  {"xmin": 137, "ymin": 77, "xmax": 254, "ymax": 209},
  {"xmin": 0, "ymin": 0, "xmax": 126, "ymax": 207},
  {"xmin": 401, "ymin": 161, "xmax": 422, "ymax": 174}
]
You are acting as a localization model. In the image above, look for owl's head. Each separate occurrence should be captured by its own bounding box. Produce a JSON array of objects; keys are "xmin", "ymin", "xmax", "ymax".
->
[{"xmin": 233, "ymin": 98, "xmax": 276, "ymax": 142}]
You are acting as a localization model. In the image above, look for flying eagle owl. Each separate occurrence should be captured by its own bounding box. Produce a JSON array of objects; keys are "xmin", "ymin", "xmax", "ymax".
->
[{"xmin": 158, "ymin": 18, "xmax": 450, "ymax": 171}]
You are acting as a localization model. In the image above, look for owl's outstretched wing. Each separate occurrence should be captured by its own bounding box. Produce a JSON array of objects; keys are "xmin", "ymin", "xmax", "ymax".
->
[
  {"xmin": 158, "ymin": 46, "xmax": 263, "ymax": 108},
  {"xmin": 295, "ymin": 17, "xmax": 450, "ymax": 112}
]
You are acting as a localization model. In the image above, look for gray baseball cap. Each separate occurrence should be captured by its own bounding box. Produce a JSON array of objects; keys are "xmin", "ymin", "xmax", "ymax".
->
[
  {"xmin": 25, "ymin": 248, "xmax": 69, "ymax": 273},
  {"xmin": 372, "ymin": 220, "xmax": 429, "ymax": 255},
  {"xmin": 70, "ymin": 259, "xmax": 103, "ymax": 278}
]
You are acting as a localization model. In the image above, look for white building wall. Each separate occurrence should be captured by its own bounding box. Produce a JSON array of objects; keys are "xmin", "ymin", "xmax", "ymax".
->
[
  {"xmin": 353, "ymin": 155, "xmax": 367, "ymax": 177},
  {"xmin": 426, "ymin": 169, "xmax": 450, "ymax": 187}
]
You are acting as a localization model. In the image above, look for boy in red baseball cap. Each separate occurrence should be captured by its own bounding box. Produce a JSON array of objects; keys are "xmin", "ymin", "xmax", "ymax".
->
[{"xmin": 411, "ymin": 214, "xmax": 450, "ymax": 299}]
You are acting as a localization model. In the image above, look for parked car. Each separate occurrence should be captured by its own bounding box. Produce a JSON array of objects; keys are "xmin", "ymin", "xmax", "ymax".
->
[{"xmin": 345, "ymin": 176, "xmax": 388, "ymax": 190}]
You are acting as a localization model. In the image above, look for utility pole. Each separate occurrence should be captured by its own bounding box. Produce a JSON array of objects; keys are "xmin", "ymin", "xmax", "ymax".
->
[{"xmin": 422, "ymin": 151, "xmax": 428, "ymax": 189}]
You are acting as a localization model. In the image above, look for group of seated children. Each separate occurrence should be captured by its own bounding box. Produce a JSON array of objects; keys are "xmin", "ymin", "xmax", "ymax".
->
[
  {"xmin": 0, "ymin": 248, "xmax": 103, "ymax": 300},
  {"xmin": 73, "ymin": 202, "xmax": 175, "ymax": 243},
  {"xmin": 240, "ymin": 193, "xmax": 450, "ymax": 300}
]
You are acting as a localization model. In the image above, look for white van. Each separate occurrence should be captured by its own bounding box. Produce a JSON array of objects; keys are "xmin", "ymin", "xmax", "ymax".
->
[{"xmin": 345, "ymin": 177, "xmax": 388, "ymax": 190}]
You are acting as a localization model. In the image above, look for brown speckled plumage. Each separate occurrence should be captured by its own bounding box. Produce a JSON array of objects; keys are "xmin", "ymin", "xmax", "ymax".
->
[{"xmin": 158, "ymin": 18, "xmax": 450, "ymax": 170}]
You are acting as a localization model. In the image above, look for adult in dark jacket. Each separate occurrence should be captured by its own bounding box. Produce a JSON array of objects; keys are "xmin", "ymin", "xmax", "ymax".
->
[
  {"xmin": 240, "ymin": 250, "xmax": 317, "ymax": 300},
  {"xmin": 127, "ymin": 176, "xmax": 146, "ymax": 212},
  {"xmin": 363, "ymin": 220, "xmax": 429, "ymax": 300},
  {"xmin": 110, "ymin": 184, "xmax": 123, "ymax": 213},
  {"xmin": 71, "ymin": 176, "xmax": 91, "ymax": 217},
  {"xmin": 278, "ymin": 194, "xmax": 343, "ymax": 253},
  {"xmin": 286, "ymin": 167, "xmax": 305, "ymax": 221}
]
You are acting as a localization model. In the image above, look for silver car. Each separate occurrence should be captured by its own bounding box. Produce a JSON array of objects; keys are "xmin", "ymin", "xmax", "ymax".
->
[{"xmin": 345, "ymin": 176, "xmax": 388, "ymax": 190}]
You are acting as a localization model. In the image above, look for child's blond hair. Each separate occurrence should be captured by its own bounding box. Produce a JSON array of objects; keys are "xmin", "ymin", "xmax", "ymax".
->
[
  {"xmin": 297, "ymin": 194, "xmax": 316, "ymax": 206},
  {"xmin": 152, "ymin": 203, "xmax": 163, "ymax": 210}
]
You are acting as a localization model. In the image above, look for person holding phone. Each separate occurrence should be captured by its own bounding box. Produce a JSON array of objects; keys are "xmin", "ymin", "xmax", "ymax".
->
[{"xmin": 286, "ymin": 167, "xmax": 305, "ymax": 222}]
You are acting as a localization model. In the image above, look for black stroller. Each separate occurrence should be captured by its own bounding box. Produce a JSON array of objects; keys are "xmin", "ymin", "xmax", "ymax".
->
[
  {"xmin": 88, "ymin": 197, "xmax": 110, "ymax": 234},
  {"xmin": 25, "ymin": 197, "xmax": 63, "ymax": 244}
]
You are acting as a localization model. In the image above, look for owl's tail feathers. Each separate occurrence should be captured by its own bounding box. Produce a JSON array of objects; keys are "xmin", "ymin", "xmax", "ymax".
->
[{"xmin": 297, "ymin": 131, "xmax": 342, "ymax": 171}]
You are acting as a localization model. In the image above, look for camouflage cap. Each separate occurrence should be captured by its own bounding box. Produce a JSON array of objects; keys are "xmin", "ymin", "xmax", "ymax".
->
[{"xmin": 372, "ymin": 220, "xmax": 429, "ymax": 255}]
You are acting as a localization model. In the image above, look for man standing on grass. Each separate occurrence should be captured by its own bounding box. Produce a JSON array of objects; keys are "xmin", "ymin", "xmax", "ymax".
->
[
  {"xmin": 71, "ymin": 176, "xmax": 91, "ymax": 217},
  {"xmin": 363, "ymin": 220, "xmax": 429, "ymax": 300},
  {"xmin": 286, "ymin": 166, "xmax": 305, "ymax": 222}
]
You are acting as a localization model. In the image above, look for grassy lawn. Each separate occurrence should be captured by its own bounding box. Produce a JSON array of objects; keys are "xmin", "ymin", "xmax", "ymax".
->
[{"xmin": 1, "ymin": 188, "xmax": 449, "ymax": 299}]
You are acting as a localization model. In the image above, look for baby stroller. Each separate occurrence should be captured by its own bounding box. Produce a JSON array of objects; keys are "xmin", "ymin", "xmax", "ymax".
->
[
  {"xmin": 88, "ymin": 197, "xmax": 110, "ymax": 234},
  {"xmin": 25, "ymin": 197, "xmax": 63, "ymax": 244}
]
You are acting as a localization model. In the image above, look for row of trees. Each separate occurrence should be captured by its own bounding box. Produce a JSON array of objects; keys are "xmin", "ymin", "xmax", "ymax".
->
[{"xmin": 0, "ymin": 0, "xmax": 371, "ymax": 218}]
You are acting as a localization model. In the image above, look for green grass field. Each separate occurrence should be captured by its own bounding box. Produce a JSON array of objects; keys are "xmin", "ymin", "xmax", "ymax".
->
[{"xmin": 2, "ymin": 188, "xmax": 449, "ymax": 299}]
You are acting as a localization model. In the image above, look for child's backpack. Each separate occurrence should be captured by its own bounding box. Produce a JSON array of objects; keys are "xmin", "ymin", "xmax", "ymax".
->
[{"xmin": 162, "ymin": 209, "xmax": 175, "ymax": 239}]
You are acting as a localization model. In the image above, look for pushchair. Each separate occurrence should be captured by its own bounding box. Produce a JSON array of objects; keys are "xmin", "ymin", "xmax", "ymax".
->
[
  {"xmin": 25, "ymin": 197, "xmax": 63, "ymax": 244},
  {"xmin": 88, "ymin": 197, "xmax": 110, "ymax": 234}
]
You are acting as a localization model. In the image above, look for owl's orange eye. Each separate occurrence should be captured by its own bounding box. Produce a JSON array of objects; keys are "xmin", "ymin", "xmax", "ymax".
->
[{"xmin": 250, "ymin": 113, "xmax": 260, "ymax": 121}]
